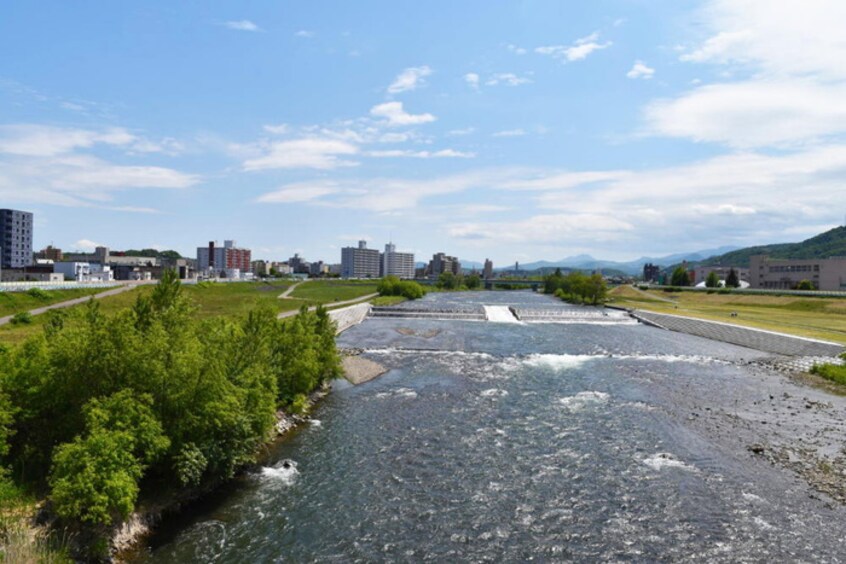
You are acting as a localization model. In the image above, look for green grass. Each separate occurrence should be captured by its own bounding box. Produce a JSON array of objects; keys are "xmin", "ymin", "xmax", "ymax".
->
[
  {"xmin": 0, "ymin": 287, "xmax": 107, "ymax": 318},
  {"xmin": 811, "ymin": 363, "xmax": 846, "ymax": 385},
  {"xmin": 370, "ymin": 295, "xmax": 408, "ymax": 306},
  {"xmin": 289, "ymin": 280, "xmax": 378, "ymax": 303},
  {"xmin": 609, "ymin": 285, "xmax": 846, "ymax": 344}
]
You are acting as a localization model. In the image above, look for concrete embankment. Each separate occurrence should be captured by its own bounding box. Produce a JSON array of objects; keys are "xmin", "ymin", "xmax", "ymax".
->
[
  {"xmin": 329, "ymin": 302, "xmax": 371, "ymax": 334},
  {"xmin": 633, "ymin": 309, "xmax": 844, "ymax": 358}
]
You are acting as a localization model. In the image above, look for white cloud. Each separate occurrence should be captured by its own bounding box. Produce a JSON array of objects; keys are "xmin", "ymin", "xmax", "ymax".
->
[
  {"xmin": 464, "ymin": 73, "xmax": 480, "ymax": 89},
  {"xmin": 535, "ymin": 32, "xmax": 612, "ymax": 62},
  {"xmin": 366, "ymin": 149, "xmax": 475, "ymax": 158},
  {"xmin": 507, "ymin": 44, "xmax": 528, "ymax": 55},
  {"xmin": 294, "ymin": 30, "xmax": 315, "ymax": 38},
  {"xmin": 243, "ymin": 138, "xmax": 359, "ymax": 170},
  {"xmin": 388, "ymin": 65, "xmax": 433, "ymax": 94},
  {"xmin": 369, "ymin": 102, "xmax": 436, "ymax": 127},
  {"xmin": 224, "ymin": 20, "xmax": 261, "ymax": 32},
  {"xmin": 450, "ymin": 213, "xmax": 634, "ymax": 244},
  {"xmin": 447, "ymin": 127, "xmax": 475, "ymax": 136},
  {"xmin": 644, "ymin": 80, "xmax": 846, "ymax": 147},
  {"xmin": 73, "ymin": 239, "xmax": 105, "ymax": 252},
  {"xmin": 256, "ymin": 182, "xmax": 341, "ymax": 203},
  {"xmin": 626, "ymin": 61, "xmax": 655, "ymax": 79},
  {"xmin": 493, "ymin": 129, "xmax": 526, "ymax": 137},
  {"xmin": 0, "ymin": 125, "xmax": 135, "ymax": 156},
  {"xmin": 263, "ymin": 124, "xmax": 289, "ymax": 135},
  {"xmin": 485, "ymin": 73, "xmax": 532, "ymax": 86}
]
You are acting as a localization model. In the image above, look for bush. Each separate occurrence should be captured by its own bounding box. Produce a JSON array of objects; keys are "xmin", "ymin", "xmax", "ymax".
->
[
  {"xmin": 810, "ymin": 363, "xmax": 846, "ymax": 385},
  {"xmin": 377, "ymin": 276, "xmax": 425, "ymax": 300},
  {"xmin": 10, "ymin": 312, "xmax": 32, "ymax": 325},
  {"xmin": 26, "ymin": 287, "xmax": 49, "ymax": 300}
]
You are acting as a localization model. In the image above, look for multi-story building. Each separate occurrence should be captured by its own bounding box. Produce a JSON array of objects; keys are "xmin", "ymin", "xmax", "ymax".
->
[
  {"xmin": 483, "ymin": 258, "xmax": 493, "ymax": 280},
  {"xmin": 36, "ymin": 245, "xmax": 63, "ymax": 262},
  {"xmin": 428, "ymin": 252, "xmax": 461, "ymax": 279},
  {"xmin": 197, "ymin": 240, "xmax": 252, "ymax": 276},
  {"xmin": 53, "ymin": 261, "xmax": 114, "ymax": 282},
  {"xmin": 749, "ymin": 255, "xmax": 846, "ymax": 291},
  {"xmin": 381, "ymin": 243, "xmax": 415, "ymax": 279},
  {"xmin": 288, "ymin": 254, "xmax": 311, "ymax": 275},
  {"xmin": 251, "ymin": 260, "xmax": 269, "ymax": 277},
  {"xmin": 0, "ymin": 208, "xmax": 34, "ymax": 269},
  {"xmin": 643, "ymin": 263, "xmax": 661, "ymax": 283},
  {"xmin": 693, "ymin": 265, "xmax": 749, "ymax": 286},
  {"xmin": 341, "ymin": 240, "xmax": 381, "ymax": 278}
]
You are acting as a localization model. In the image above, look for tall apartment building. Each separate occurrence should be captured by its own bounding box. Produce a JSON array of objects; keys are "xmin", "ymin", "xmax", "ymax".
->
[
  {"xmin": 642, "ymin": 263, "xmax": 661, "ymax": 283},
  {"xmin": 0, "ymin": 208, "xmax": 34, "ymax": 269},
  {"xmin": 483, "ymin": 258, "xmax": 493, "ymax": 279},
  {"xmin": 197, "ymin": 240, "xmax": 252, "ymax": 275},
  {"xmin": 749, "ymin": 255, "xmax": 846, "ymax": 291},
  {"xmin": 381, "ymin": 243, "xmax": 415, "ymax": 279},
  {"xmin": 341, "ymin": 240, "xmax": 381, "ymax": 278},
  {"xmin": 428, "ymin": 252, "xmax": 461, "ymax": 278}
]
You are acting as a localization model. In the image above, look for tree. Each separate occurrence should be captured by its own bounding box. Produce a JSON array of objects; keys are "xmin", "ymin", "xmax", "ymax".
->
[
  {"xmin": 796, "ymin": 279, "xmax": 814, "ymax": 290},
  {"xmin": 465, "ymin": 274, "xmax": 481, "ymax": 290},
  {"xmin": 437, "ymin": 271, "xmax": 459, "ymax": 290},
  {"xmin": 705, "ymin": 271, "xmax": 721, "ymax": 288},
  {"xmin": 725, "ymin": 268, "xmax": 740, "ymax": 288},
  {"xmin": 670, "ymin": 266, "xmax": 691, "ymax": 287}
]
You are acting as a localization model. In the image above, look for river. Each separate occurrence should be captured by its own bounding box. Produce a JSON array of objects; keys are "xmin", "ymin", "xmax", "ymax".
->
[{"xmin": 139, "ymin": 291, "xmax": 846, "ymax": 562}]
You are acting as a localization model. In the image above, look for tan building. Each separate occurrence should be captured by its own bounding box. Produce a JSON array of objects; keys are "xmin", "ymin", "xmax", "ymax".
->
[
  {"xmin": 749, "ymin": 255, "xmax": 846, "ymax": 291},
  {"xmin": 693, "ymin": 266, "xmax": 749, "ymax": 285}
]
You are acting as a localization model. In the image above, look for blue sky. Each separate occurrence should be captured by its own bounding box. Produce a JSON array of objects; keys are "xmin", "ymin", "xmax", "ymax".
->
[{"xmin": 1, "ymin": 0, "xmax": 844, "ymax": 264}]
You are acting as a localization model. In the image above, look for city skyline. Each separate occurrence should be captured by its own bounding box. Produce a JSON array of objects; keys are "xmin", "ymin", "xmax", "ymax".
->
[{"xmin": 1, "ymin": 1, "xmax": 845, "ymax": 263}]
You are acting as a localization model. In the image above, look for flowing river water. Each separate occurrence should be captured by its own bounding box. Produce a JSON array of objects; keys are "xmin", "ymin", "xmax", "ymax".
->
[{"xmin": 140, "ymin": 291, "xmax": 846, "ymax": 562}]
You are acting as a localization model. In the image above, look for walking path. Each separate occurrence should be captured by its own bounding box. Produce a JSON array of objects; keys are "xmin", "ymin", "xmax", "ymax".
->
[
  {"xmin": 0, "ymin": 283, "xmax": 141, "ymax": 326},
  {"xmin": 277, "ymin": 293, "xmax": 379, "ymax": 320},
  {"xmin": 633, "ymin": 309, "xmax": 845, "ymax": 357},
  {"xmin": 278, "ymin": 282, "xmax": 303, "ymax": 299}
]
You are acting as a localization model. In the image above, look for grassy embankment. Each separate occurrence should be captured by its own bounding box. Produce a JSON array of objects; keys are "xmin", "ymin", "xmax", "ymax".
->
[
  {"xmin": 287, "ymin": 279, "xmax": 378, "ymax": 304},
  {"xmin": 608, "ymin": 285, "xmax": 846, "ymax": 345},
  {"xmin": 0, "ymin": 287, "xmax": 108, "ymax": 318}
]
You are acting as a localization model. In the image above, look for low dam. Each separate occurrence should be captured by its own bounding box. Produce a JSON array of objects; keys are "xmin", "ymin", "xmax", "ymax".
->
[{"xmin": 142, "ymin": 291, "xmax": 846, "ymax": 562}]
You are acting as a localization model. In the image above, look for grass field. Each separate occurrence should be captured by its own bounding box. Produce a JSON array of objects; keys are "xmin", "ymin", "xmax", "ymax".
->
[
  {"xmin": 370, "ymin": 295, "xmax": 408, "ymax": 306},
  {"xmin": 609, "ymin": 285, "xmax": 846, "ymax": 345},
  {"xmin": 289, "ymin": 280, "xmax": 378, "ymax": 303},
  {"xmin": 0, "ymin": 287, "xmax": 109, "ymax": 318}
]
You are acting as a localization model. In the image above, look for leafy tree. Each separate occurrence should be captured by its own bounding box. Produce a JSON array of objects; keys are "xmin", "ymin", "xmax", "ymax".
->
[
  {"xmin": 670, "ymin": 266, "xmax": 691, "ymax": 287},
  {"xmin": 796, "ymin": 279, "xmax": 815, "ymax": 290},
  {"xmin": 705, "ymin": 271, "xmax": 721, "ymax": 288},
  {"xmin": 436, "ymin": 271, "xmax": 462, "ymax": 290},
  {"xmin": 725, "ymin": 268, "xmax": 740, "ymax": 288},
  {"xmin": 465, "ymin": 274, "xmax": 481, "ymax": 290}
]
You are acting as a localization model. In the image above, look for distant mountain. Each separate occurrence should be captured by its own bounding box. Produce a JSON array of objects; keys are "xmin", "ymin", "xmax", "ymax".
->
[
  {"xmin": 696, "ymin": 226, "xmax": 846, "ymax": 268},
  {"xmin": 487, "ymin": 246, "xmax": 741, "ymax": 276}
]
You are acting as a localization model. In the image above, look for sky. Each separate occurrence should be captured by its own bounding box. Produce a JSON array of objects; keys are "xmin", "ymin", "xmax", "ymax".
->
[{"xmin": 1, "ymin": 0, "xmax": 845, "ymax": 265}]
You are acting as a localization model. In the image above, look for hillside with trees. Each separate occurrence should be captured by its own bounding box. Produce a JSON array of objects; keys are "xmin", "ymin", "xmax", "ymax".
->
[{"xmin": 698, "ymin": 226, "xmax": 846, "ymax": 268}]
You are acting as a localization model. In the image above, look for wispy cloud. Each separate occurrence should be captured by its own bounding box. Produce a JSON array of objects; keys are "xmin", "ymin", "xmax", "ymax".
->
[
  {"xmin": 256, "ymin": 182, "xmax": 342, "ymax": 203},
  {"xmin": 369, "ymin": 102, "xmax": 436, "ymax": 127},
  {"xmin": 366, "ymin": 149, "xmax": 475, "ymax": 158},
  {"xmin": 493, "ymin": 129, "xmax": 527, "ymax": 137},
  {"xmin": 485, "ymin": 73, "xmax": 532, "ymax": 86},
  {"xmin": 535, "ymin": 32, "xmax": 612, "ymax": 62},
  {"xmin": 294, "ymin": 30, "xmax": 315, "ymax": 38},
  {"xmin": 224, "ymin": 20, "xmax": 261, "ymax": 32},
  {"xmin": 626, "ymin": 61, "xmax": 655, "ymax": 79},
  {"xmin": 243, "ymin": 138, "xmax": 359, "ymax": 170},
  {"xmin": 464, "ymin": 72, "xmax": 480, "ymax": 90},
  {"xmin": 388, "ymin": 65, "xmax": 433, "ymax": 94}
]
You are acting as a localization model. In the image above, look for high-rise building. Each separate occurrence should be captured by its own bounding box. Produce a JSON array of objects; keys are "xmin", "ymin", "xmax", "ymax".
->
[
  {"xmin": 428, "ymin": 252, "xmax": 461, "ymax": 278},
  {"xmin": 341, "ymin": 240, "xmax": 380, "ymax": 278},
  {"xmin": 381, "ymin": 242, "xmax": 415, "ymax": 279},
  {"xmin": 0, "ymin": 208, "xmax": 34, "ymax": 269},
  {"xmin": 197, "ymin": 240, "xmax": 252, "ymax": 275},
  {"xmin": 483, "ymin": 258, "xmax": 493, "ymax": 279},
  {"xmin": 643, "ymin": 263, "xmax": 661, "ymax": 283}
]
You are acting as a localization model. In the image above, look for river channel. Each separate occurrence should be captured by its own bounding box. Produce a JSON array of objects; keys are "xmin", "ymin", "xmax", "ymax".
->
[{"xmin": 140, "ymin": 291, "xmax": 846, "ymax": 562}]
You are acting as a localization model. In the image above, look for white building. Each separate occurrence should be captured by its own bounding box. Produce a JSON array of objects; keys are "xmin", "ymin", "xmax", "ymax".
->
[
  {"xmin": 341, "ymin": 240, "xmax": 381, "ymax": 278},
  {"xmin": 53, "ymin": 262, "xmax": 114, "ymax": 282},
  {"xmin": 381, "ymin": 243, "xmax": 415, "ymax": 279}
]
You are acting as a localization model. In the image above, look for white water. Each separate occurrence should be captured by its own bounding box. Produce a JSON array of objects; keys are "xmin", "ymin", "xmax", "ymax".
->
[{"xmin": 483, "ymin": 305, "xmax": 521, "ymax": 323}]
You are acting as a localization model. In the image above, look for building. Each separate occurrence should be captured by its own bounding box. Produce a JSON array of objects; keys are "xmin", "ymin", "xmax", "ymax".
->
[
  {"xmin": 749, "ymin": 255, "xmax": 846, "ymax": 291},
  {"xmin": 63, "ymin": 246, "xmax": 110, "ymax": 265},
  {"xmin": 251, "ymin": 260, "xmax": 269, "ymax": 277},
  {"xmin": 483, "ymin": 259, "xmax": 493, "ymax": 280},
  {"xmin": 428, "ymin": 252, "xmax": 461, "ymax": 279},
  {"xmin": 341, "ymin": 240, "xmax": 381, "ymax": 278},
  {"xmin": 288, "ymin": 254, "xmax": 310, "ymax": 275},
  {"xmin": 381, "ymin": 243, "xmax": 415, "ymax": 279},
  {"xmin": 643, "ymin": 263, "xmax": 661, "ymax": 283},
  {"xmin": 36, "ymin": 245, "xmax": 63, "ymax": 262},
  {"xmin": 53, "ymin": 261, "xmax": 113, "ymax": 282},
  {"xmin": 310, "ymin": 261, "xmax": 329, "ymax": 276},
  {"xmin": 0, "ymin": 208, "xmax": 34, "ymax": 269},
  {"xmin": 197, "ymin": 240, "xmax": 252, "ymax": 277},
  {"xmin": 270, "ymin": 261, "xmax": 293, "ymax": 276}
]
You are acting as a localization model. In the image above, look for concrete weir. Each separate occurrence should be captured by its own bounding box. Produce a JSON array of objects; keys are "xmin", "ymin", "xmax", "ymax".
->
[{"xmin": 483, "ymin": 305, "xmax": 521, "ymax": 323}]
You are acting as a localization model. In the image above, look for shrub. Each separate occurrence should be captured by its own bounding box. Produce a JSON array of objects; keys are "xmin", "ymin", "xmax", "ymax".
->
[
  {"xmin": 26, "ymin": 287, "xmax": 49, "ymax": 300},
  {"xmin": 10, "ymin": 312, "xmax": 32, "ymax": 325}
]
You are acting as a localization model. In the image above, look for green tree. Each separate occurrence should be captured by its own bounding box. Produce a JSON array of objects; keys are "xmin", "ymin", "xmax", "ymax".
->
[
  {"xmin": 670, "ymin": 266, "xmax": 691, "ymax": 287},
  {"xmin": 437, "ymin": 271, "xmax": 459, "ymax": 290},
  {"xmin": 725, "ymin": 268, "xmax": 740, "ymax": 288},
  {"xmin": 465, "ymin": 274, "xmax": 481, "ymax": 290},
  {"xmin": 796, "ymin": 279, "xmax": 815, "ymax": 290},
  {"xmin": 705, "ymin": 271, "xmax": 721, "ymax": 288}
]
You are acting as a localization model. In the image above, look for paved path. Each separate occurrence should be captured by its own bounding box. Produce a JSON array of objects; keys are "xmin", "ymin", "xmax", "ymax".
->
[
  {"xmin": 634, "ymin": 309, "xmax": 845, "ymax": 357},
  {"xmin": 278, "ymin": 281, "xmax": 303, "ymax": 299},
  {"xmin": 0, "ymin": 284, "xmax": 140, "ymax": 326},
  {"xmin": 277, "ymin": 293, "xmax": 379, "ymax": 319}
]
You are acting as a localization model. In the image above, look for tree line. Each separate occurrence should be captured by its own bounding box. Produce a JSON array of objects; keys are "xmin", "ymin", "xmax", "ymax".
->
[
  {"xmin": 0, "ymin": 270, "xmax": 340, "ymax": 557},
  {"xmin": 543, "ymin": 269, "xmax": 608, "ymax": 305}
]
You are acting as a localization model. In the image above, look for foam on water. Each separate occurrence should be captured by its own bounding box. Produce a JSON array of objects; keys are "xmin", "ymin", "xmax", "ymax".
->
[
  {"xmin": 559, "ymin": 391, "xmax": 610, "ymax": 410},
  {"xmin": 522, "ymin": 354, "xmax": 596, "ymax": 370},
  {"xmin": 642, "ymin": 453, "xmax": 696, "ymax": 472},
  {"xmin": 480, "ymin": 388, "xmax": 508, "ymax": 398},
  {"xmin": 483, "ymin": 305, "xmax": 521, "ymax": 323},
  {"xmin": 260, "ymin": 460, "xmax": 299, "ymax": 485}
]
